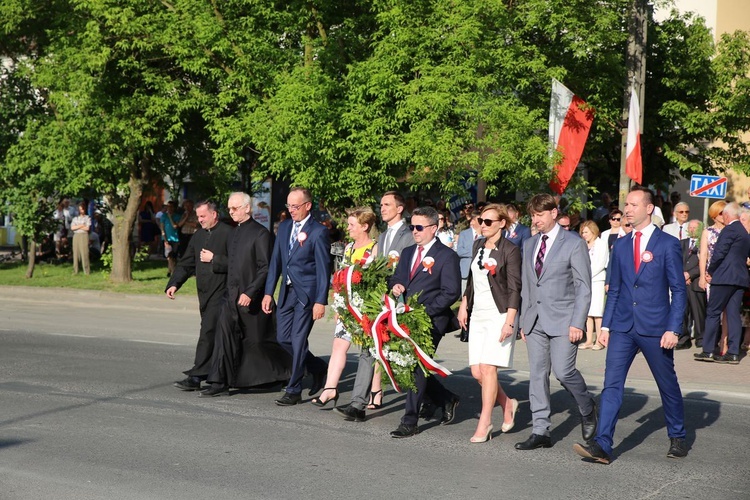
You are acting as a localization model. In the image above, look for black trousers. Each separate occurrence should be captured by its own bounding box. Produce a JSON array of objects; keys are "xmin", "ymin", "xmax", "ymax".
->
[{"xmin": 184, "ymin": 295, "xmax": 223, "ymax": 379}]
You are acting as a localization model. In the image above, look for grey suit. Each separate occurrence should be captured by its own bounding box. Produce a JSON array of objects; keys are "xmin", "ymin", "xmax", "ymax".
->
[
  {"xmin": 349, "ymin": 221, "xmax": 415, "ymax": 409},
  {"xmin": 520, "ymin": 224, "xmax": 595, "ymax": 437}
]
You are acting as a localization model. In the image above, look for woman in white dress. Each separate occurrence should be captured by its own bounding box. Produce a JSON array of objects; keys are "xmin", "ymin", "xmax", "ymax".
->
[
  {"xmin": 579, "ymin": 220, "xmax": 609, "ymax": 350},
  {"xmin": 457, "ymin": 203, "xmax": 521, "ymax": 443}
]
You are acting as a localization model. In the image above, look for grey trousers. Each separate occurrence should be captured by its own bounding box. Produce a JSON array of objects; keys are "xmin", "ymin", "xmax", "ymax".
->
[
  {"xmin": 526, "ymin": 324, "xmax": 594, "ymax": 436},
  {"xmin": 349, "ymin": 347, "xmax": 375, "ymax": 410}
]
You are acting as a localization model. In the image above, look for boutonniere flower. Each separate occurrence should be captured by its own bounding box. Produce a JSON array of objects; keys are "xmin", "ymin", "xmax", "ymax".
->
[
  {"xmin": 483, "ymin": 257, "xmax": 498, "ymax": 276},
  {"xmin": 422, "ymin": 256, "xmax": 435, "ymax": 274},
  {"xmin": 510, "ymin": 232, "xmax": 517, "ymax": 239},
  {"xmin": 297, "ymin": 231, "xmax": 308, "ymax": 246},
  {"xmin": 641, "ymin": 250, "xmax": 653, "ymax": 263}
]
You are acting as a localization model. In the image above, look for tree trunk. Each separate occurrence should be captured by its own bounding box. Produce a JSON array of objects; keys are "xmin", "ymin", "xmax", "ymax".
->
[
  {"xmin": 25, "ymin": 241, "xmax": 36, "ymax": 278},
  {"xmin": 109, "ymin": 163, "xmax": 147, "ymax": 283}
]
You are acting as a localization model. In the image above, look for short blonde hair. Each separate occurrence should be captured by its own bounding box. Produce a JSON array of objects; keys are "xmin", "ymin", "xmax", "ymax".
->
[
  {"xmin": 579, "ymin": 220, "xmax": 600, "ymax": 238},
  {"xmin": 481, "ymin": 203, "xmax": 511, "ymax": 229},
  {"xmin": 708, "ymin": 200, "xmax": 726, "ymax": 221},
  {"xmin": 346, "ymin": 206, "xmax": 377, "ymax": 234}
]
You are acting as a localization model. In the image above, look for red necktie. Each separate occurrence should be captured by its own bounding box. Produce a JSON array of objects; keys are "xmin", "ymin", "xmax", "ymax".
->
[
  {"xmin": 409, "ymin": 245, "xmax": 423, "ymax": 279},
  {"xmin": 634, "ymin": 231, "xmax": 642, "ymax": 273}
]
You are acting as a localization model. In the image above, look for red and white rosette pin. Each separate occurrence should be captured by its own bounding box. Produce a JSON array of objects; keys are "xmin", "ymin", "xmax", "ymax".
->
[
  {"xmin": 388, "ymin": 250, "xmax": 400, "ymax": 266},
  {"xmin": 483, "ymin": 257, "xmax": 498, "ymax": 276},
  {"xmin": 297, "ymin": 232, "xmax": 307, "ymax": 247},
  {"xmin": 641, "ymin": 250, "xmax": 653, "ymax": 263},
  {"xmin": 422, "ymin": 256, "xmax": 435, "ymax": 274}
]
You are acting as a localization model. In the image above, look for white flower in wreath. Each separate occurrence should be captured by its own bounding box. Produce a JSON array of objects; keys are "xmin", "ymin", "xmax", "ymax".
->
[
  {"xmin": 351, "ymin": 291, "xmax": 364, "ymax": 309},
  {"xmin": 332, "ymin": 293, "xmax": 346, "ymax": 310}
]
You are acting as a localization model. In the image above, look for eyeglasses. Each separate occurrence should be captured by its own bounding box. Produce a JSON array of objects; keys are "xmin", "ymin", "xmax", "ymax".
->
[
  {"xmin": 624, "ymin": 223, "xmax": 632, "ymax": 227},
  {"xmin": 438, "ymin": 217, "xmax": 445, "ymax": 221},
  {"xmin": 409, "ymin": 224, "xmax": 437, "ymax": 232},
  {"xmin": 676, "ymin": 210, "xmax": 689, "ymax": 214},
  {"xmin": 464, "ymin": 205, "xmax": 474, "ymax": 210},
  {"xmin": 227, "ymin": 205, "xmax": 246, "ymax": 212},
  {"xmin": 285, "ymin": 202, "xmax": 310, "ymax": 211},
  {"xmin": 477, "ymin": 218, "xmax": 501, "ymax": 226},
  {"xmin": 610, "ymin": 217, "xmax": 621, "ymax": 222},
  {"xmin": 559, "ymin": 224, "xmax": 570, "ymax": 229}
]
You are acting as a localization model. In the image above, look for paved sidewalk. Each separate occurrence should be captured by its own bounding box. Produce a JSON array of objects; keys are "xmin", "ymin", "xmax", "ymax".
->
[{"xmin": 2, "ymin": 285, "xmax": 748, "ymax": 402}]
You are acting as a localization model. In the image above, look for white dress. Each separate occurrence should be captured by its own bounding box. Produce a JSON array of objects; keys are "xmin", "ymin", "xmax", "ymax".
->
[
  {"xmin": 468, "ymin": 251, "xmax": 515, "ymax": 368},
  {"xmin": 588, "ymin": 237, "xmax": 609, "ymax": 317}
]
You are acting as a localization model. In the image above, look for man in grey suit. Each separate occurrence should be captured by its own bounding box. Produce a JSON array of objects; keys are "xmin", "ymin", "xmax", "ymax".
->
[
  {"xmin": 516, "ymin": 193, "xmax": 597, "ymax": 450},
  {"xmin": 334, "ymin": 191, "xmax": 415, "ymax": 421}
]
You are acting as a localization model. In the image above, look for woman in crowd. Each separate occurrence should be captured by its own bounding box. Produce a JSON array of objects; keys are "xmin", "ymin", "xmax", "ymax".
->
[
  {"xmin": 699, "ymin": 200, "xmax": 727, "ymax": 353},
  {"xmin": 578, "ymin": 221, "xmax": 609, "ymax": 350},
  {"xmin": 600, "ymin": 209, "xmax": 623, "ymax": 252},
  {"xmin": 311, "ymin": 207, "xmax": 377, "ymax": 407},
  {"xmin": 138, "ymin": 201, "xmax": 158, "ymax": 255},
  {"xmin": 436, "ymin": 210, "xmax": 456, "ymax": 249},
  {"xmin": 160, "ymin": 201, "xmax": 180, "ymax": 276},
  {"xmin": 457, "ymin": 203, "xmax": 521, "ymax": 443}
]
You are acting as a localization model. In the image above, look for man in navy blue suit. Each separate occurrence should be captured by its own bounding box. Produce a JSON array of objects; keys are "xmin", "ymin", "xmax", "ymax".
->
[
  {"xmin": 574, "ymin": 186, "xmax": 688, "ymax": 464},
  {"xmin": 389, "ymin": 206, "xmax": 462, "ymax": 438},
  {"xmin": 262, "ymin": 187, "xmax": 330, "ymax": 406},
  {"xmin": 694, "ymin": 202, "xmax": 750, "ymax": 365}
]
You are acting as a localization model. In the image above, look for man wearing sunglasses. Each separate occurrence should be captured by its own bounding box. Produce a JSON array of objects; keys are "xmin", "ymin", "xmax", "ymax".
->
[
  {"xmin": 388, "ymin": 206, "xmax": 462, "ymax": 438},
  {"xmin": 262, "ymin": 187, "xmax": 330, "ymax": 406},
  {"xmin": 662, "ymin": 202, "xmax": 690, "ymax": 241}
]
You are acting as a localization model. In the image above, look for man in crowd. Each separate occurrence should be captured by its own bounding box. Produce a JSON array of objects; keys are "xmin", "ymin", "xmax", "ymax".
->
[
  {"xmin": 574, "ymin": 186, "xmax": 687, "ymax": 464},
  {"xmin": 200, "ymin": 193, "xmax": 291, "ymax": 397},
  {"xmin": 505, "ymin": 203, "xmax": 531, "ymax": 249},
  {"xmin": 454, "ymin": 210, "xmax": 481, "ymax": 343},
  {"xmin": 167, "ymin": 200, "xmax": 232, "ymax": 392},
  {"xmin": 454, "ymin": 202, "xmax": 475, "ymax": 233},
  {"xmin": 679, "ymin": 220, "xmax": 705, "ymax": 350},
  {"xmin": 387, "ymin": 207, "xmax": 461, "ymax": 438},
  {"xmin": 262, "ymin": 187, "xmax": 330, "ymax": 406},
  {"xmin": 662, "ymin": 202, "xmax": 690, "ymax": 240},
  {"xmin": 516, "ymin": 193, "xmax": 596, "ymax": 451},
  {"xmin": 695, "ymin": 202, "xmax": 750, "ymax": 365},
  {"xmin": 334, "ymin": 191, "xmax": 414, "ymax": 422}
]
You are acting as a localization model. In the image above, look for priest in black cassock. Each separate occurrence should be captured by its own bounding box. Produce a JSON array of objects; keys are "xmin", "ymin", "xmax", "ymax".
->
[
  {"xmin": 167, "ymin": 200, "xmax": 231, "ymax": 391},
  {"xmin": 200, "ymin": 192, "xmax": 292, "ymax": 397}
]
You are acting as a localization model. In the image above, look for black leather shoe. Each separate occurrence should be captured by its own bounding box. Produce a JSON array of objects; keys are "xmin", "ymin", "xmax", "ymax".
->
[
  {"xmin": 573, "ymin": 440, "xmax": 611, "ymax": 464},
  {"xmin": 419, "ymin": 400, "xmax": 438, "ymax": 420},
  {"xmin": 667, "ymin": 438, "xmax": 687, "ymax": 458},
  {"xmin": 275, "ymin": 392, "xmax": 302, "ymax": 406},
  {"xmin": 174, "ymin": 377, "xmax": 202, "ymax": 391},
  {"xmin": 332, "ymin": 404, "xmax": 366, "ymax": 422},
  {"xmin": 675, "ymin": 341, "xmax": 692, "ymax": 350},
  {"xmin": 440, "ymin": 395, "xmax": 460, "ymax": 425},
  {"xmin": 308, "ymin": 366, "xmax": 326, "ymax": 396},
  {"xmin": 693, "ymin": 352, "xmax": 714, "ymax": 362},
  {"xmin": 515, "ymin": 433, "xmax": 552, "ymax": 450},
  {"xmin": 713, "ymin": 353, "xmax": 740, "ymax": 365},
  {"xmin": 199, "ymin": 384, "xmax": 229, "ymax": 398},
  {"xmin": 390, "ymin": 423, "xmax": 419, "ymax": 438},
  {"xmin": 581, "ymin": 402, "xmax": 598, "ymax": 441}
]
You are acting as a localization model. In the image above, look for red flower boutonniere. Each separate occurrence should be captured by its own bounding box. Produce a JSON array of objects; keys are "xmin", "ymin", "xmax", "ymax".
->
[
  {"xmin": 298, "ymin": 232, "xmax": 308, "ymax": 246},
  {"xmin": 483, "ymin": 257, "xmax": 498, "ymax": 276},
  {"xmin": 641, "ymin": 250, "xmax": 653, "ymax": 263},
  {"xmin": 422, "ymin": 256, "xmax": 435, "ymax": 274}
]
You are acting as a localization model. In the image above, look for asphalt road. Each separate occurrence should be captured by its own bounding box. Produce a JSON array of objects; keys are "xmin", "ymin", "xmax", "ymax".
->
[{"xmin": 0, "ymin": 286, "xmax": 749, "ymax": 499}]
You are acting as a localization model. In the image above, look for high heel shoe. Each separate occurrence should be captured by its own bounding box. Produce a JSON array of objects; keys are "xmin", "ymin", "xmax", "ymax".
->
[
  {"xmin": 501, "ymin": 398, "xmax": 518, "ymax": 433},
  {"xmin": 470, "ymin": 425, "xmax": 494, "ymax": 443},
  {"xmin": 311, "ymin": 388, "xmax": 339, "ymax": 407},
  {"xmin": 367, "ymin": 389, "xmax": 383, "ymax": 410}
]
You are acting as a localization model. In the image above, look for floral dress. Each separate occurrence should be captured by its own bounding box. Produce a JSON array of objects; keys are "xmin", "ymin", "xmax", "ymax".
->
[{"xmin": 705, "ymin": 226, "xmax": 721, "ymax": 300}]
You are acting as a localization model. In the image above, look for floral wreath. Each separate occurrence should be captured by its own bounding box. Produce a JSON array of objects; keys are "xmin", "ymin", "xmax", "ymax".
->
[{"xmin": 331, "ymin": 255, "xmax": 451, "ymax": 392}]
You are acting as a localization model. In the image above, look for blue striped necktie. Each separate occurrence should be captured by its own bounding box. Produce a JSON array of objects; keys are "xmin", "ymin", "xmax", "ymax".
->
[{"xmin": 289, "ymin": 222, "xmax": 301, "ymax": 254}]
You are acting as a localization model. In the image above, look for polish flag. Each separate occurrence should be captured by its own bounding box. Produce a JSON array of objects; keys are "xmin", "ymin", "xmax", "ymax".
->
[
  {"xmin": 625, "ymin": 86, "xmax": 643, "ymax": 185},
  {"xmin": 548, "ymin": 78, "xmax": 594, "ymax": 194}
]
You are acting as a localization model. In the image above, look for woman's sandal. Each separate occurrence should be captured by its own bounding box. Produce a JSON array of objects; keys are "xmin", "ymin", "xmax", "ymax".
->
[
  {"xmin": 311, "ymin": 388, "xmax": 339, "ymax": 407},
  {"xmin": 367, "ymin": 389, "xmax": 383, "ymax": 410}
]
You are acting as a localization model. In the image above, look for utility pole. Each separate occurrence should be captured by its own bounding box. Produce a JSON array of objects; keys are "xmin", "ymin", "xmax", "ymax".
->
[{"xmin": 618, "ymin": 0, "xmax": 648, "ymax": 209}]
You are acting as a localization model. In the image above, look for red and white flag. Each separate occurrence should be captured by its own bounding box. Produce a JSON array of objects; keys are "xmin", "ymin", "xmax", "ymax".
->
[
  {"xmin": 548, "ymin": 78, "xmax": 594, "ymax": 194},
  {"xmin": 625, "ymin": 86, "xmax": 643, "ymax": 185}
]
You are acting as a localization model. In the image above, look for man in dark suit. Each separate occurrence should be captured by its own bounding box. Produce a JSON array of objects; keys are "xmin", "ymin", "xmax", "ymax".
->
[
  {"xmin": 679, "ymin": 220, "xmax": 705, "ymax": 350},
  {"xmin": 167, "ymin": 200, "xmax": 231, "ymax": 391},
  {"xmin": 200, "ymin": 193, "xmax": 291, "ymax": 397},
  {"xmin": 695, "ymin": 202, "xmax": 750, "ymax": 365},
  {"xmin": 505, "ymin": 202, "xmax": 531, "ymax": 249},
  {"xmin": 334, "ymin": 191, "xmax": 415, "ymax": 421},
  {"xmin": 262, "ymin": 187, "xmax": 330, "ymax": 405},
  {"xmin": 516, "ymin": 193, "xmax": 596, "ymax": 451},
  {"xmin": 574, "ymin": 186, "xmax": 688, "ymax": 464},
  {"xmin": 388, "ymin": 206, "xmax": 462, "ymax": 438}
]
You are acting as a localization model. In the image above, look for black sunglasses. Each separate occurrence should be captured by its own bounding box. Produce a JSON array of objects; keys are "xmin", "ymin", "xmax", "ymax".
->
[
  {"xmin": 610, "ymin": 217, "xmax": 621, "ymax": 222},
  {"xmin": 409, "ymin": 224, "xmax": 437, "ymax": 232},
  {"xmin": 477, "ymin": 218, "xmax": 501, "ymax": 226}
]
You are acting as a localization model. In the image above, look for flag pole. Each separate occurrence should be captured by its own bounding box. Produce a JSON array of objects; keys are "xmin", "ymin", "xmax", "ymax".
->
[{"xmin": 619, "ymin": 0, "xmax": 648, "ymax": 209}]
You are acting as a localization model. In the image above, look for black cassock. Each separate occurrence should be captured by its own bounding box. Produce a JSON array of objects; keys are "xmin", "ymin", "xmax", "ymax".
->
[
  {"xmin": 208, "ymin": 218, "xmax": 291, "ymax": 387},
  {"xmin": 166, "ymin": 221, "xmax": 231, "ymax": 378}
]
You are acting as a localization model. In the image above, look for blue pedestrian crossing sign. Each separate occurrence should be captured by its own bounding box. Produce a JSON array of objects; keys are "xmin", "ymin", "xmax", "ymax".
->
[{"xmin": 689, "ymin": 175, "xmax": 727, "ymax": 199}]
